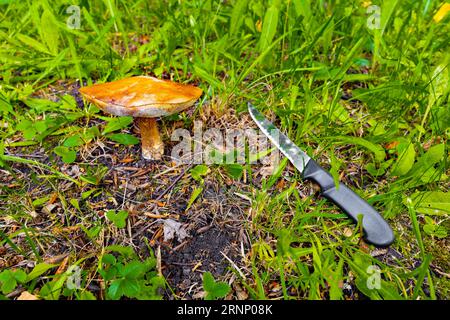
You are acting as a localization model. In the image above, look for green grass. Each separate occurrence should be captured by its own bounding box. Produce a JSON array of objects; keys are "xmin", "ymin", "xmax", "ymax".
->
[{"xmin": 0, "ymin": 0, "xmax": 449, "ymax": 300}]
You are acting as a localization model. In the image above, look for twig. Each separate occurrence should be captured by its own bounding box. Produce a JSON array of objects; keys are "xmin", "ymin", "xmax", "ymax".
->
[
  {"xmin": 221, "ymin": 251, "xmax": 245, "ymax": 279},
  {"xmin": 154, "ymin": 164, "xmax": 192, "ymax": 201}
]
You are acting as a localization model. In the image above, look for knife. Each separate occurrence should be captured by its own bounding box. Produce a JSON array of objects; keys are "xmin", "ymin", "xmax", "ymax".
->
[{"xmin": 248, "ymin": 103, "xmax": 394, "ymax": 247}]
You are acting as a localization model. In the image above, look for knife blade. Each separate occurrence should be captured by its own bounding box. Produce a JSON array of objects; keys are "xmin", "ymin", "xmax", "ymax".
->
[{"xmin": 248, "ymin": 102, "xmax": 394, "ymax": 247}]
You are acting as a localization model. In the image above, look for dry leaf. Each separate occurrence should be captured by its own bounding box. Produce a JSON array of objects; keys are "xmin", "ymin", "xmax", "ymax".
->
[
  {"xmin": 17, "ymin": 291, "xmax": 39, "ymax": 300},
  {"xmin": 343, "ymin": 227, "xmax": 353, "ymax": 237},
  {"xmin": 160, "ymin": 219, "xmax": 189, "ymax": 242}
]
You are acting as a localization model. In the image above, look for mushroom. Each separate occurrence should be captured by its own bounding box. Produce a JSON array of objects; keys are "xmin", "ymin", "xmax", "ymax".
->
[{"xmin": 79, "ymin": 76, "xmax": 202, "ymax": 160}]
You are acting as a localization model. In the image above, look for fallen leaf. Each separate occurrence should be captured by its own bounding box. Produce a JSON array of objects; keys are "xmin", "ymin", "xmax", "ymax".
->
[
  {"xmin": 343, "ymin": 227, "xmax": 353, "ymax": 237},
  {"xmin": 160, "ymin": 219, "xmax": 189, "ymax": 242},
  {"xmin": 55, "ymin": 256, "xmax": 69, "ymax": 274},
  {"xmin": 385, "ymin": 141, "xmax": 399, "ymax": 149},
  {"xmin": 17, "ymin": 291, "xmax": 39, "ymax": 300},
  {"xmin": 234, "ymin": 284, "xmax": 248, "ymax": 300},
  {"xmin": 42, "ymin": 203, "xmax": 58, "ymax": 215},
  {"xmin": 44, "ymin": 254, "xmax": 68, "ymax": 265}
]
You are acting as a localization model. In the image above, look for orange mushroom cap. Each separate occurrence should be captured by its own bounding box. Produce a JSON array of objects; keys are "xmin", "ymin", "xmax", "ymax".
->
[{"xmin": 79, "ymin": 76, "xmax": 203, "ymax": 117}]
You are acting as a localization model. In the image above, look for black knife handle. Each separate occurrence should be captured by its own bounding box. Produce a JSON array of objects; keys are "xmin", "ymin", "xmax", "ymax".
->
[{"xmin": 302, "ymin": 159, "xmax": 394, "ymax": 247}]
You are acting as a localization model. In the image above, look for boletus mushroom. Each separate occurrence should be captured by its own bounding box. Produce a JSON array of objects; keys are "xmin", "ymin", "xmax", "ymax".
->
[{"xmin": 79, "ymin": 76, "xmax": 202, "ymax": 160}]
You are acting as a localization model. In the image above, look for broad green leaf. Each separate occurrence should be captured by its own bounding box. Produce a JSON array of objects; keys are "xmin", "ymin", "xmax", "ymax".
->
[
  {"xmin": 428, "ymin": 64, "xmax": 449, "ymax": 107},
  {"xmin": 120, "ymin": 261, "xmax": 148, "ymax": 279},
  {"xmin": 78, "ymin": 291, "xmax": 97, "ymax": 300},
  {"xmin": 108, "ymin": 279, "xmax": 124, "ymax": 300},
  {"xmin": 108, "ymin": 133, "xmax": 139, "ymax": 145},
  {"xmin": 190, "ymin": 165, "xmax": 209, "ymax": 182},
  {"xmin": 0, "ymin": 270, "xmax": 17, "ymax": 294},
  {"xmin": 391, "ymin": 139, "xmax": 415, "ymax": 176},
  {"xmin": 81, "ymin": 223, "xmax": 102, "ymax": 240},
  {"xmin": 346, "ymin": 252, "xmax": 402, "ymax": 300},
  {"xmin": 34, "ymin": 120, "xmax": 48, "ymax": 133},
  {"xmin": 20, "ymin": 98, "xmax": 60, "ymax": 112},
  {"xmin": 16, "ymin": 34, "xmax": 50, "ymax": 55},
  {"xmin": 331, "ymin": 136, "xmax": 386, "ymax": 162},
  {"xmin": 54, "ymin": 146, "xmax": 77, "ymax": 164},
  {"xmin": 381, "ymin": 0, "xmax": 400, "ymax": 34},
  {"xmin": 293, "ymin": 0, "xmax": 312, "ymax": 19},
  {"xmin": 186, "ymin": 186, "xmax": 203, "ymax": 210},
  {"xmin": 14, "ymin": 270, "xmax": 26, "ymax": 283},
  {"xmin": 101, "ymin": 254, "xmax": 117, "ymax": 266},
  {"xmin": 408, "ymin": 144, "xmax": 445, "ymax": 179},
  {"xmin": 203, "ymin": 272, "xmax": 230, "ymax": 300},
  {"xmin": 81, "ymin": 188, "xmax": 100, "ymax": 200},
  {"xmin": 63, "ymin": 134, "xmax": 84, "ymax": 147},
  {"xmin": 32, "ymin": 195, "xmax": 51, "ymax": 207},
  {"xmin": 41, "ymin": 9, "xmax": 59, "ymax": 55},
  {"xmin": 0, "ymin": 270, "xmax": 27, "ymax": 294},
  {"xmin": 330, "ymin": 103, "xmax": 351, "ymax": 123},
  {"xmin": 104, "ymin": 245, "xmax": 136, "ymax": 258},
  {"xmin": 259, "ymin": 4, "xmax": 279, "ymax": 53},
  {"xmin": 223, "ymin": 164, "xmax": 244, "ymax": 180},
  {"xmin": 229, "ymin": 0, "xmax": 248, "ymax": 35},
  {"xmin": 403, "ymin": 191, "xmax": 450, "ymax": 215},
  {"xmin": 122, "ymin": 278, "xmax": 140, "ymax": 297},
  {"xmin": 423, "ymin": 223, "xmax": 448, "ymax": 239},
  {"xmin": 102, "ymin": 116, "xmax": 134, "ymax": 135},
  {"xmin": 26, "ymin": 263, "xmax": 57, "ymax": 282},
  {"xmin": 106, "ymin": 210, "xmax": 129, "ymax": 228}
]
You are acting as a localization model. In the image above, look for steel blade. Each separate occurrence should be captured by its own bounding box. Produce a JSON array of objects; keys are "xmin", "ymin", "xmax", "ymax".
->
[{"xmin": 248, "ymin": 103, "xmax": 311, "ymax": 173}]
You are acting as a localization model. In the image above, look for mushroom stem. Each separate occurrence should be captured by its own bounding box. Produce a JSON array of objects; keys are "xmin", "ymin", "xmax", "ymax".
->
[{"xmin": 136, "ymin": 117, "xmax": 163, "ymax": 160}]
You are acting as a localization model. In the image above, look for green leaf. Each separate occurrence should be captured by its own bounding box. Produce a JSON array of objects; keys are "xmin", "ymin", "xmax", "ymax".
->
[
  {"xmin": 411, "ymin": 144, "xmax": 445, "ymax": 174},
  {"xmin": 26, "ymin": 263, "xmax": 57, "ymax": 282},
  {"xmin": 20, "ymin": 97, "xmax": 61, "ymax": 112},
  {"xmin": 54, "ymin": 146, "xmax": 77, "ymax": 164},
  {"xmin": 16, "ymin": 34, "xmax": 50, "ymax": 55},
  {"xmin": 391, "ymin": 139, "xmax": 415, "ymax": 176},
  {"xmin": 229, "ymin": 0, "xmax": 248, "ymax": 35},
  {"xmin": 428, "ymin": 64, "xmax": 449, "ymax": 107},
  {"xmin": 108, "ymin": 279, "xmax": 125, "ymax": 300},
  {"xmin": 34, "ymin": 120, "xmax": 48, "ymax": 133},
  {"xmin": 259, "ymin": 4, "xmax": 279, "ymax": 53},
  {"xmin": 345, "ymin": 252, "xmax": 402, "ymax": 300},
  {"xmin": 423, "ymin": 223, "xmax": 448, "ymax": 239},
  {"xmin": 63, "ymin": 134, "xmax": 84, "ymax": 147},
  {"xmin": 265, "ymin": 157, "xmax": 288, "ymax": 189},
  {"xmin": 101, "ymin": 254, "xmax": 117, "ymax": 266},
  {"xmin": 0, "ymin": 270, "xmax": 17, "ymax": 294},
  {"xmin": 78, "ymin": 290, "xmax": 97, "ymax": 300},
  {"xmin": 0, "ymin": 269, "xmax": 27, "ymax": 294},
  {"xmin": 223, "ymin": 164, "xmax": 244, "ymax": 180},
  {"xmin": 190, "ymin": 165, "xmax": 209, "ymax": 182},
  {"xmin": 403, "ymin": 191, "xmax": 450, "ymax": 215},
  {"xmin": 32, "ymin": 195, "xmax": 51, "ymax": 207},
  {"xmin": 102, "ymin": 116, "xmax": 134, "ymax": 135},
  {"xmin": 108, "ymin": 133, "xmax": 139, "ymax": 145},
  {"xmin": 202, "ymin": 272, "xmax": 230, "ymax": 300},
  {"xmin": 122, "ymin": 279, "xmax": 141, "ymax": 297},
  {"xmin": 330, "ymin": 136, "xmax": 386, "ymax": 163},
  {"xmin": 381, "ymin": 0, "xmax": 400, "ymax": 34},
  {"xmin": 104, "ymin": 245, "xmax": 136, "ymax": 258},
  {"xmin": 330, "ymin": 103, "xmax": 351, "ymax": 123},
  {"xmin": 186, "ymin": 186, "xmax": 203, "ymax": 211},
  {"xmin": 106, "ymin": 210, "xmax": 129, "ymax": 228},
  {"xmin": 80, "ymin": 223, "xmax": 102, "ymax": 240},
  {"xmin": 41, "ymin": 9, "xmax": 59, "ymax": 55},
  {"xmin": 120, "ymin": 261, "xmax": 148, "ymax": 279},
  {"xmin": 13, "ymin": 270, "xmax": 27, "ymax": 283}
]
